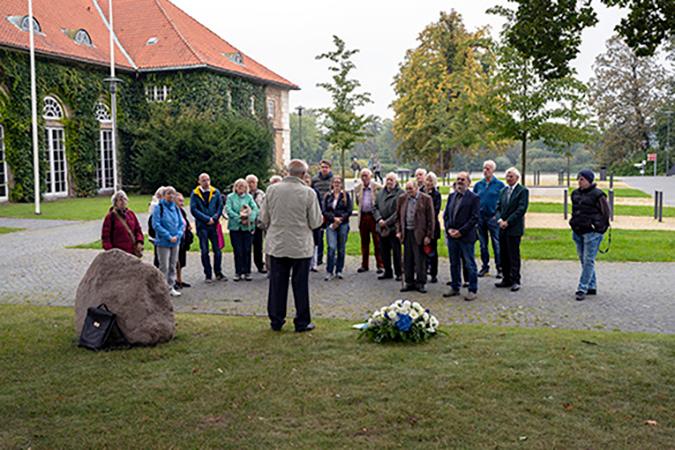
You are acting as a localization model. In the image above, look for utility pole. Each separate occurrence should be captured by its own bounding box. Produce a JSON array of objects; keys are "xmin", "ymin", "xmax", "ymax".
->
[
  {"xmin": 28, "ymin": 0, "xmax": 40, "ymax": 214},
  {"xmin": 103, "ymin": 0, "xmax": 122, "ymax": 192}
]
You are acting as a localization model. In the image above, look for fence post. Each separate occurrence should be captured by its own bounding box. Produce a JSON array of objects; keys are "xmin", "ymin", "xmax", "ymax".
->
[
  {"xmin": 658, "ymin": 191, "xmax": 664, "ymax": 222},
  {"xmin": 655, "ymin": 191, "xmax": 659, "ymax": 219},
  {"xmin": 608, "ymin": 189, "xmax": 614, "ymax": 222},
  {"xmin": 564, "ymin": 189, "xmax": 568, "ymax": 220}
]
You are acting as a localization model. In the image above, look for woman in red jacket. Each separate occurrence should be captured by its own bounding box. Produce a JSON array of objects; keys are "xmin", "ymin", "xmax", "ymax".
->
[{"xmin": 101, "ymin": 191, "xmax": 144, "ymax": 257}]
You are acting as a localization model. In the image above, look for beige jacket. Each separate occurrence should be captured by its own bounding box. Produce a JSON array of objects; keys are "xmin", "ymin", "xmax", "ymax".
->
[
  {"xmin": 353, "ymin": 181, "xmax": 383, "ymax": 219},
  {"xmin": 260, "ymin": 176, "xmax": 323, "ymax": 259}
]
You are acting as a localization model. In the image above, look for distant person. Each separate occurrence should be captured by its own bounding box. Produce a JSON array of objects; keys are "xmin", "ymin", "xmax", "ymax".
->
[
  {"xmin": 247, "ymin": 174, "xmax": 267, "ymax": 274},
  {"xmin": 443, "ymin": 172, "xmax": 480, "ymax": 301},
  {"xmin": 190, "ymin": 173, "xmax": 225, "ymax": 283},
  {"xmin": 225, "ymin": 179, "xmax": 259, "ymax": 281},
  {"xmin": 415, "ymin": 168, "xmax": 428, "ymax": 191},
  {"xmin": 425, "ymin": 172, "xmax": 442, "ymax": 284},
  {"xmin": 304, "ymin": 173, "xmax": 323, "ymax": 272},
  {"xmin": 569, "ymin": 169, "xmax": 610, "ymax": 301},
  {"xmin": 396, "ymin": 180, "xmax": 434, "ymax": 293},
  {"xmin": 322, "ymin": 176, "xmax": 352, "ymax": 280},
  {"xmin": 372, "ymin": 158, "xmax": 383, "ymax": 183},
  {"xmin": 152, "ymin": 186, "xmax": 185, "ymax": 297},
  {"xmin": 374, "ymin": 172, "xmax": 403, "ymax": 281},
  {"xmin": 101, "ymin": 190, "xmax": 144, "ymax": 257},
  {"xmin": 175, "ymin": 193, "xmax": 193, "ymax": 290},
  {"xmin": 354, "ymin": 168, "xmax": 384, "ymax": 273},
  {"xmin": 260, "ymin": 159, "xmax": 323, "ymax": 332},
  {"xmin": 495, "ymin": 167, "xmax": 529, "ymax": 292},
  {"xmin": 269, "ymin": 175, "xmax": 283, "ymax": 185},
  {"xmin": 350, "ymin": 158, "xmax": 361, "ymax": 178},
  {"xmin": 474, "ymin": 160, "xmax": 505, "ymax": 278},
  {"xmin": 148, "ymin": 186, "xmax": 166, "ymax": 268},
  {"xmin": 311, "ymin": 160, "xmax": 334, "ymax": 266}
]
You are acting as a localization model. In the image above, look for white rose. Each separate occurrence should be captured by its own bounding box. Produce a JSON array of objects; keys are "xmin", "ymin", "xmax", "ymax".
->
[
  {"xmin": 403, "ymin": 300, "xmax": 412, "ymax": 309},
  {"xmin": 387, "ymin": 310, "xmax": 398, "ymax": 320},
  {"xmin": 430, "ymin": 317, "xmax": 439, "ymax": 328},
  {"xmin": 367, "ymin": 318, "xmax": 374, "ymax": 326},
  {"xmin": 422, "ymin": 312, "xmax": 429, "ymax": 322},
  {"xmin": 410, "ymin": 310, "xmax": 419, "ymax": 320},
  {"xmin": 395, "ymin": 300, "xmax": 403, "ymax": 307}
]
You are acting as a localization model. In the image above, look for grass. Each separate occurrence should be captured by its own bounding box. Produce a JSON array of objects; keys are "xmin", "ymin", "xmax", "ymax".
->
[
  {"xmin": 527, "ymin": 202, "xmax": 675, "ymax": 218},
  {"xmin": 0, "ymin": 227, "xmax": 23, "ymax": 234},
  {"xmin": 0, "ymin": 304, "xmax": 672, "ymax": 448},
  {"xmin": 72, "ymin": 228, "xmax": 675, "ymax": 262},
  {"xmin": 437, "ymin": 185, "xmax": 650, "ymax": 198},
  {"xmin": 0, "ymin": 195, "xmax": 152, "ymax": 221}
]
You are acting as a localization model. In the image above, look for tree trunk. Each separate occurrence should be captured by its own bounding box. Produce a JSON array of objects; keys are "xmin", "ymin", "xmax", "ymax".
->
[
  {"xmin": 340, "ymin": 148, "xmax": 346, "ymax": 180},
  {"xmin": 521, "ymin": 132, "xmax": 527, "ymax": 186}
]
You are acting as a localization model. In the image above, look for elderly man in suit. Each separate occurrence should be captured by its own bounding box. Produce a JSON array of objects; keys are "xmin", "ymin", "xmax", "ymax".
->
[
  {"xmin": 495, "ymin": 167, "xmax": 529, "ymax": 292},
  {"xmin": 260, "ymin": 159, "xmax": 323, "ymax": 332},
  {"xmin": 396, "ymin": 180, "xmax": 435, "ymax": 293},
  {"xmin": 354, "ymin": 168, "xmax": 384, "ymax": 273},
  {"xmin": 443, "ymin": 172, "xmax": 480, "ymax": 301}
]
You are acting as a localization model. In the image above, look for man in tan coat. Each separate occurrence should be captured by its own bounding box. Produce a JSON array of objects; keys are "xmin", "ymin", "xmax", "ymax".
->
[
  {"xmin": 353, "ymin": 168, "xmax": 384, "ymax": 273},
  {"xmin": 396, "ymin": 180, "xmax": 435, "ymax": 293},
  {"xmin": 260, "ymin": 160, "xmax": 323, "ymax": 332}
]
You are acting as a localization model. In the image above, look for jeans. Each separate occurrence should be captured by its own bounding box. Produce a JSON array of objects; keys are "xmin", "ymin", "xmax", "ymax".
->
[
  {"xmin": 230, "ymin": 229, "xmax": 253, "ymax": 275},
  {"xmin": 447, "ymin": 238, "xmax": 478, "ymax": 293},
  {"xmin": 477, "ymin": 216, "xmax": 501, "ymax": 272},
  {"xmin": 572, "ymin": 231, "xmax": 603, "ymax": 293},
  {"xmin": 326, "ymin": 223, "xmax": 349, "ymax": 275},
  {"xmin": 157, "ymin": 245, "xmax": 179, "ymax": 288},
  {"xmin": 197, "ymin": 225, "xmax": 222, "ymax": 279}
]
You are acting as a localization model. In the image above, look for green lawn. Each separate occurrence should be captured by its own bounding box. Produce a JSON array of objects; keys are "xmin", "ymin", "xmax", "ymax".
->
[
  {"xmin": 0, "ymin": 227, "xmax": 23, "ymax": 234},
  {"xmin": 0, "ymin": 304, "xmax": 672, "ymax": 448},
  {"xmin": 527, "ymin": 202, "xmax": 675, "ymax": 218},
  {"xmin": 0, "ymin": 195, "xmax": 152, "ymax": 221},
  {"xmin": 72, "ymin": 228, "xmax": 675, "ymax": 262},
  {"xmin": 436, "ymin": 185, "xmax": 650, "ymax": 198}
]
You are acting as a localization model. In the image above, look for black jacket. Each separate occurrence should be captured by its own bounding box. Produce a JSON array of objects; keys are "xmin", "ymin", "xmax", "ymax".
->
[
  {"xmin": 323, "ymin": 191, "xmax": 353, "ymax": 225},
  {"xmin": 495, "ymin": 184, "xmax": 529, "ymax": 237},
  {"xmin": 443, "ymin": 190, "xmax": 480, "ymax": 243},
  {"xmin": 569, "ymin": 184, "xmax": 610, "ymax": 235},
  {"xmin": 428, "ymin": 188, "xmax": 442, "ymax": 240}
]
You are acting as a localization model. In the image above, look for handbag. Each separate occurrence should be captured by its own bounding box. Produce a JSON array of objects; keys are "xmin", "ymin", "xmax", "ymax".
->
[
  {"xmin": 216, "ymin": 222, "xmax": 225, "ymax": 250},
  {"xmin": 78, "ymin": 304, "xmax": 129, "ymax": 351},
  {"xmin": 113, "ymin": 209, "xmax": 143, "ymax": 257}
]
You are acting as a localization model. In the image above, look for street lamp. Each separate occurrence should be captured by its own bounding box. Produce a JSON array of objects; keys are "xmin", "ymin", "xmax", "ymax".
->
[
  {"xmin": 104, "ymin": 0, "xmax": 121, "ymax": 192},
  {"xmin": 296, "ymin": 106, "xmax": 304, "ymax": 156}
]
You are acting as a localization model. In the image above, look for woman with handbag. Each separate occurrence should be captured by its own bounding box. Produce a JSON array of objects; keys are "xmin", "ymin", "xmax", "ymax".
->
[
  {"xmin": 322, "ymin": 176, "xmax": 352, "ymax": 281},
  {"xmin": 101, "ymin": 190, "xmax": 144, "ymax": 257},
  {"xmin": 225, "ymin": 179, "xmax": 259, "ymax": 281}
]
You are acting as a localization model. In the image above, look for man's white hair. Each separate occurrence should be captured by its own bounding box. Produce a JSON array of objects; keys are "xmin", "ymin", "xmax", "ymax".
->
[
  {"xmin": 288, "ymin": 159, "xmax": 308, "ymax": 177},
  {"xmin": 360, "ymin": 168, "xmax": 372, "ymax": 177},
  {"xmin": 415, "ymin": 168, "xmax": 427, "ymax": 177},
  {"xmin": 505, "ymin": 167, "xmax": 521, "ymax": 179},
  {"xmin": 245, "ymin": 174, "xmax": 258, "ymax": 183},
  {"xmin": 483, "ymin": 160, "xmax": 497, "ymax": 171},
  {"xmin": 385, "ymin": 171, "xmax": 398, "ymax": 182},
  {"xmin": 269, "ymin": 175, "xmax": 282, "ymax": 184}
]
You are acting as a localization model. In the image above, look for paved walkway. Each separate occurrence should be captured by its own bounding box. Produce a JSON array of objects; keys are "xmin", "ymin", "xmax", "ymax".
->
[
  {"xmin": 622, "ymin": 176, "xmax": 675, "ymax": 206},
  {"xmin": 1, "ymin": 217, "xmax": 674, "ymax": 334}
]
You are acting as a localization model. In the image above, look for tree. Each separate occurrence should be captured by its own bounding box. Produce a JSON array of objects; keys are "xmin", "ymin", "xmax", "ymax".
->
[
  {"xmin": 589, "ymin": 36, "xmax": 668, "ymax": 167},
  {"xmin": 290, "ymin": 108, "xmax": 326, "ymax": 163},
  {"xmin": 316, "ymin": 35, "xmax": 373, "ymax": 179},
  {"xmin": 391, "ymin": 11, "xmax": 500, "ymax": 172},
  {"xmin": 493, "ymin": 0, "xmax": 675, "ymax": 80}
]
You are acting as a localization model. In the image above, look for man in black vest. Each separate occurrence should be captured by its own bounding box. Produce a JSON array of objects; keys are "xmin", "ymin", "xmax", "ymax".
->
[
  {"xmin": 569, "ymin": 169, "xmax": 610, "ymax": 301},
  {"xmin": 495, "ymin": 167, "xmax": 529, "ymax": 292}
]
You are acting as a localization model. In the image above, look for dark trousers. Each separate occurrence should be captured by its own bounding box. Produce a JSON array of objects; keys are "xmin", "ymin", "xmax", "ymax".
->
[
  {"xmin": 230, "ymin": 230, "xmax": 253, "ymax": 275},
  {"xmin": 379, "ymin": 233, "xmax": 402, "ymax": 277},
  {"xmin": 252, "ymin": 227, "xmax": 265, "ymax": 271},
  {"xmin": 267, "ymin": 256, "xmax": 311, "ymax": 330},
  {"xmin": 427, "ymin": 238, "xmax": 438, "ymax": 278},
  {"xmin": 478, "ymin": 216, "xmax": 501, "ymax": 272},
  {"xmin": 499, "ymin": 231, "xmax": 522, "ymax": 284},
  {"xmin": 359, "ymin": 212, "xmax": 383, "ymax": 269},
  {"xmin": 197, "ymin": 225, "xmax": 222, "ymax": 278},
  {"xmin": 403, "ymin": 232, "xmax": 426, "ymax": 287},
  {"xmin": 316, "ymin": 229, "xmax": 324, "ymax": 264}
]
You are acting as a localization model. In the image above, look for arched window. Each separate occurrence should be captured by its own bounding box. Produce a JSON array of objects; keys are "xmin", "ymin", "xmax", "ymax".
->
[
  {"xmin": 74, "ymin": 29, "xmax": 93, "ymax": 47},
  {"xmin": 20, "ymin": 16, "xmax": 41, "ymax": 33},
  {"xmin": 94, "ymin": 102, "xmax": 111, "ymax": 123},
  {"xmin": 43, "ymin": 96, "xmax": 64, "ymax": 120},
  {"xmin": 94, "ymin": 102, "xmax": 114, "ymax": 191}
]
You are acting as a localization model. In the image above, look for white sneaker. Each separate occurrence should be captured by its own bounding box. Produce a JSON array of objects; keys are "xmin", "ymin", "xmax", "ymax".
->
[
  {"xmin": 324, "ymin": 273, "xmax": 334, "ymax": 281},
  {"xmin": 336, "ymin": 272, "xmax": 343, "ymax": 279},
  {"xmin": 170, "ymin": 288, "xmax": 182, "ymax": 297}
]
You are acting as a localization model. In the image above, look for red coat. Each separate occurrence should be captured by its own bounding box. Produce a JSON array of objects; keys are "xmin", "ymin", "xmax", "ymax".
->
[{"xmin": 101, "ymin": 208, "xmax": 144, "ymax": 255}]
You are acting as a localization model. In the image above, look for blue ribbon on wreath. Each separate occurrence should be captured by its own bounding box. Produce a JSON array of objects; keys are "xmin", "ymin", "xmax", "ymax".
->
[{"xmin": 395, "ymin": 313, "xmax": 413, "ymax": 332}]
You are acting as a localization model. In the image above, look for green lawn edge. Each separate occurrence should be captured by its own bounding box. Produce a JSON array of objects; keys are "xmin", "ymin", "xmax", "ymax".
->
[{"xmin": 0, "ymin": 226, "xmax": 23, "ymax": 235}]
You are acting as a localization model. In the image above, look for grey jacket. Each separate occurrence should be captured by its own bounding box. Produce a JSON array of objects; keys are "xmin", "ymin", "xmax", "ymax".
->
[
  {"xmin": 374, "ymin": 185, "xmax": 403, "ymax": 235},
  {"xmin": 260, "ymin": 177, "xmax": 323, "ymax": 259}
]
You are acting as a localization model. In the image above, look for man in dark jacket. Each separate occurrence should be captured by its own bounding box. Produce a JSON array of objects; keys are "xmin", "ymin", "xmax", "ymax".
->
[
  {"xmin": 495, "ymin": 167, "xmax": 529, "ymax": 292},
  {"xmin": 190, "ymin": 173, "xmax": 225, "ymax": 283},
  {"xmin": 311, "ymin": 159, "xmax": 333, "ymax": 266},
  {"xmin": 396, "ymin": 180, "xmax": 435, "ymax": 293},
  {"xmin": 374, "ymin": 172, "xmax": 404, "ymax": 281},
  {"xmin": 569, "ymin": 169, "xmax": 610, "ymax": 301},
  {"xmin": 443, "ymin": 172, "xmax": 480, "ymax": 301}
]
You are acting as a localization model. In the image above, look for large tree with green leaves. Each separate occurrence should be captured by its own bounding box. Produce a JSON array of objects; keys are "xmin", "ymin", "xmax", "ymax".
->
[
  {"xmin": 391, "ymin": 11, "xmax": 500, "ymax": 172},
  {"xmin": 494, "ymin": 0, "xmax": 674, "ymax": 80},
  {"xmin": 316, "ymin": 35, "xmax": 373, "ymax": 179}
]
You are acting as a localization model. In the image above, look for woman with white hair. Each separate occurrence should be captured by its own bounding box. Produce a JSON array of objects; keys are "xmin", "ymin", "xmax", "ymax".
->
[
  {"xmin": 152, "ymin": 186, "xmax": 185, "ymax": 296},
  {"xmin": 225, "ymin": 178, "xmax": 259, "ymax": 281},
  {"xmin": 101, "ymin": 190, "xmax": 144, "ymax": 257}
]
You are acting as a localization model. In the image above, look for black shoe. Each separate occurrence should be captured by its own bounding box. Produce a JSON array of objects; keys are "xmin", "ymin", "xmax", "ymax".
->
[
  {"xmin": 575, "ymin": 291, "xmax": 586, "ymax": 301},
  {"xmin": 587, "ymin": 288, "xmax": 597, "ymax": 295},
  {"xmin": 446, "ymin": 281, "xmax": 452, "ymax": 286},
  {"xmin": 430, "ymin": 277, "xmax": 438, "ymax": 284},
  {"xmin": 395, "ymin": 275, "xmax": 402, "ymax": 282},
  {"xmin": 317, "ymin": 260, "xmax": 323, "ymax": 266},
  {"xmin": 495, "ymin": 281, "xmax": 513, "ymax": 288},
  {"xmin": 443, "ymin": 289, "xmax": 460, "ymax": 298},
  {"xmin": 477, "ymin": 267, "xmax": 489, "ymax": 277},
  {"xmin": 462, "ymin": 282, "xmax": 469, "ymax": 288},
  {"xmin": 510, "ymin": 283, "xmax": 521, "ymax": 292},
  {"xmin": 258, "ymin": 268, "xmax": 268, "ymax": 274},
  {"xmin": 496, "ymin": 270, "xmax": 503, "ymax": 279},
  {"xmin": 180, "ymin": 282, "xmax": 191, "ymax": 288},
  {"xmin": 271, "ymin": 325, "xmax": 283, "ymax": 332},
  {"xmin": 376, "ymin": 268, "xmax": 384, "ymax": 274},
  {"xmin": 416, "ymin": 286, "xmax": 427, "ymax": 294},
  {"xmin": 378, "ymin": 274, "xmax": 393, "ymax": 280},
  {"xmin": 295, "ymin": 323, "xmax": 316, "ymax": 333},
  {"xmin": 215, "ymin": 272, "xmax": 227, "ymax": 281},
  {"xmin": 310, "ymin": 268, "xmax": 319, "ymax": 273},
  {"xmin": 400, "ymin": 285, "xmax": 415, "ymax": 292},
  {"xmin": 357, "ymin": 267, "xmax": 369, "ymax": 273},
  {"xmin": 173, "ymin": 283, "xmax": 182, "ymax": 290}
]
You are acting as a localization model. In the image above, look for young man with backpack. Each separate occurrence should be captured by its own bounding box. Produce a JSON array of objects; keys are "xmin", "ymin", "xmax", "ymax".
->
[
  {"xmin": 569, "ymin": 169, "xmax": 611, "ymax": 301},
  {"xmin": 190, "ymin": 173, "xmax": 225, "ymax": 283}
]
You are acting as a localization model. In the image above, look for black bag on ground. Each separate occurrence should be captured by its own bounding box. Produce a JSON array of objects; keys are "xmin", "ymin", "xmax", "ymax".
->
[{"xmin": 78, "ymin": 304, "xmax": 129, "ymax": 350}]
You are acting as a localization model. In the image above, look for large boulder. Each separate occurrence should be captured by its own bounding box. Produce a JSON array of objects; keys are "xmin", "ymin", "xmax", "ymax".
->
[{"xmin": 75, "ymin": 249, "xmax": 175, "ymax": 345}]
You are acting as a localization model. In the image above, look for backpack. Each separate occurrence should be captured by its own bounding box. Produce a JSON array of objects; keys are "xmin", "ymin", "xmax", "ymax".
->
[{"xmin": 147, "ymin": 203, "xmax": 164, "ymax": 239}]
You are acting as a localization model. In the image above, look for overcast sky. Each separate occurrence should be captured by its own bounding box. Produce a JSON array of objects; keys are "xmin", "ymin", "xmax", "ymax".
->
[{"xmin": 171, "ymin": 0, "xmax": 626, "ymax": 119}]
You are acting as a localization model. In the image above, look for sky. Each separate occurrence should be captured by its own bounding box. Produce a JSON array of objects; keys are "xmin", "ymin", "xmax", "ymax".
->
[{"xmin": 171, "ymin": 0, "xmax": 626, "ymax": 119}]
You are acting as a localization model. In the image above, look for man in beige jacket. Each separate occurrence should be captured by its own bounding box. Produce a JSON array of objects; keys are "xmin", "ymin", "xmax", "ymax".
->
[{"xmin": 260, "ymin": 159, "xmax": 323, "ymax": 332}]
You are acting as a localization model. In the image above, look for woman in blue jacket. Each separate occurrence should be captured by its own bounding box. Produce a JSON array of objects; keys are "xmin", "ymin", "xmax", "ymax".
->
[
  {"xmin": 322, "ymin": 176, "xmax": 352, "ymax": 280},
  {"xmin": 152, "ymin": 186, "xmax": 185, "ymax": 297}
]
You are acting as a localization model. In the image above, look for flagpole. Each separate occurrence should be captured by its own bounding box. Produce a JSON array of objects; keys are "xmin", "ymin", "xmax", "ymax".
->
[
  {"xmin": 108, "ymin": 0, "xmax": 119, "ymax": 193},
  {"xmin": 28, "ymin": 0, "xmax": 41, "ymax": 214}
]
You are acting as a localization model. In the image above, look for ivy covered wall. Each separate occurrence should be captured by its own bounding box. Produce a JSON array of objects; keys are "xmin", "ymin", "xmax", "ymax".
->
[{"xmin": 0, "ymin": 47, "xmax": 273, "ymax": 202}]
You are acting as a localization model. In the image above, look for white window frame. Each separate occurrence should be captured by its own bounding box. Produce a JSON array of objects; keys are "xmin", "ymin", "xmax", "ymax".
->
[
  {"xmin": 0, "ymin": 124, "xmax": 7, "ymax": 201},
  {"xmin": 97, "ymin": 129, "xmax": 114, "ymax": 192},
  {"xmin": 267, "ymin": 98, "xmax": 276, "ymax": 119},
  {"xmin": 44, "ymin": 127, "xmax": 68, "ymax": 198},
  {"xmin": 250, "ymin": 96, "xmax": 256, "ymax": 115},
  {"xmin": 145, "ymin": 85, "xmax": 170, "ymax": 103}
]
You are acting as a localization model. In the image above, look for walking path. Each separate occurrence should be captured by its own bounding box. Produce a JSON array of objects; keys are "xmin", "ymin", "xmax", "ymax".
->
[
  {"xmin": 1, "ymin": 217, "xmax": 673, "ymax": 334},
  {"xmin": 622, "ymin": 176, "xmax": 675, "ymax": 206}
]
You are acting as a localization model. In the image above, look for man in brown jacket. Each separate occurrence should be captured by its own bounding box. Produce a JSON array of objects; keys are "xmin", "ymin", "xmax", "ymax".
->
[{"xmin": 396, "ymin": 180, "xmax": 435, "ymax": 293}]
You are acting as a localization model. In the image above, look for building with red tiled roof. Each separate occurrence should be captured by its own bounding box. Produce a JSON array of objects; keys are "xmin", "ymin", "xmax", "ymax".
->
[{"xmin": 0, "ymin": 0, "xmax": 297, "ymax": 202}]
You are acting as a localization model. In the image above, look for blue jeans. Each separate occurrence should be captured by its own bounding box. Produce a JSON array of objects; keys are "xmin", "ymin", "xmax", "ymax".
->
[
  {"xmin": 326, "ymin": 223, "xmax": 349, "ymax": 275},
  {"xmin": 230, "ymin": 229, "xmax": 253, "ymax": 275},
  {"xmin": 448, "ymin": 238, "xmax": 478, "ymax": 293},
  {"xmin": 477, "ymin": 216, "xmax": 500, "ymax": 271},
  {"xmin": 197, "ymin": 225, "xmax": 222, "ymax": 278},
  {"xmin": 572, "ymin": 231, "xmax": 603, "ymax": 293}
]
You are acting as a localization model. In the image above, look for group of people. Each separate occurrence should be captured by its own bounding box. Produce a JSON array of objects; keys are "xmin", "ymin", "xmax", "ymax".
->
[{"xmin": 101, "ymin": 157, "xmax": 611, "ymax": 332}]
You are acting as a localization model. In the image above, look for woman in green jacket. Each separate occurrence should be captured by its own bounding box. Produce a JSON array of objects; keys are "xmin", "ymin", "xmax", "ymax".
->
[{"xmin": 225, "ymin": 178, "xmax": 259, "ymax": 281}]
